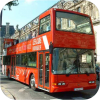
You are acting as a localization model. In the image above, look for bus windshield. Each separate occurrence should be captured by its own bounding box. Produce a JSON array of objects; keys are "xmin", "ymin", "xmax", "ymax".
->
[
  {"xmin": 56, "ymin": 12, "xmax": 93, "ymax": 34},
  {"xmin": 52, "ymin": 48, "xmax": 95, "ymax": 74}
]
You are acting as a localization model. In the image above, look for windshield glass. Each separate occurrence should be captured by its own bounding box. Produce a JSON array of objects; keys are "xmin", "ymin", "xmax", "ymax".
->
[
  {"xmin": 56, "ymin": 12, "xmax": 93, "ymax": 34},
  {"xmin": 52, "ymin": 48, "xmax": 95, "ymax": 74}
]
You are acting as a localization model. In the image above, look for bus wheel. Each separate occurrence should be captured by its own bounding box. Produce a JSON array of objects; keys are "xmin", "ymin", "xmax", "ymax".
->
[{"xmin": 30, "ymin": 74, "xmax": 37, "ymax": 91}]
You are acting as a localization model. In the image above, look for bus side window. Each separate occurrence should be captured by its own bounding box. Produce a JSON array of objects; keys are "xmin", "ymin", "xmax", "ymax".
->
[
  {"xmin": 39, "ymin": 15, "xmax": 51, "ymax": 35},
  {"xmin": 27, "ymin": 52, "xmax": 37, "ymax": 68}
]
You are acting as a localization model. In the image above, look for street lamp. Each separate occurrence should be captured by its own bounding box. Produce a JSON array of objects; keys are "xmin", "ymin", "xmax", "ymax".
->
[
  {"xmin": 0, "ymin": 10, "xmax": 2, "ymax": 28},
  {"xmin": 60, "ymin": 0, "xmax": 66, "ymax": 9}
]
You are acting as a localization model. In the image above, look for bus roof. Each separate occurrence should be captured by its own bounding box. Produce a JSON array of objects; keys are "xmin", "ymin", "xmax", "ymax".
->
[{"xmin": 39, "ymin": 8, "xmax": 90, "ymax": 19}]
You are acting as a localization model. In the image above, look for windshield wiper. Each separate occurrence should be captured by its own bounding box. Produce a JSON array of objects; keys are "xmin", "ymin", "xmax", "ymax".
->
[{"xmin": 66, "ymin": 74, "xmax": 70, "ymax": 77}]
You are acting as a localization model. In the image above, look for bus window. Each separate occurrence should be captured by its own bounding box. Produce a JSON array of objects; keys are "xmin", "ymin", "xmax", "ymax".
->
[
  {"xmin": 16, "ymin": 55, "xmax": 21, "ymax": 66},
  {"xmin": 7, "ymin": 56, "xmax": 11, "ymax": 65},
  {"xmin": 3, "ymin": 56, "xmax": 11, "ymax": 65},
  {"xmin": 27, "ymin": 52, "xmax": 37, "ymax": 67},
  {"xmin": 3, "ymin": 56, "xmax": 6, "ymax": 65},
  {"xmin": 39, "ymin": 15, "xmax": 51, "ymax": 34},
  {"xmin": 52, "ymin": 48, "xmax": 95, "ymax": 74},
  {"xmin": 56, "ymin": 12, "xmax": 93, "ymax": 35},
  {"xmin": 21, "ymin": 54, "xmax": 27, "ymax": 66}
]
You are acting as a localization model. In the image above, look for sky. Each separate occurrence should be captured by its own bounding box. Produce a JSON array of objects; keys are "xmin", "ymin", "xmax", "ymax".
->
[{"xmin": 2, "ymin": 0, "xmax": 60, "ymax": 29}]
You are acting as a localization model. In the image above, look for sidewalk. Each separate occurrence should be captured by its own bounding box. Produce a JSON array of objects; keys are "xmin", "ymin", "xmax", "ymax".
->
[
  {"xmin": 0, "ymin": 65, "xmax": 7, "ymax": 78},
  {"xmin": 0, "ymin": 65, "xmax": 5, "ymax": 77},
  {"xmin": 0, "ymin": 66, "xmax": 15, "ymax": 100}
]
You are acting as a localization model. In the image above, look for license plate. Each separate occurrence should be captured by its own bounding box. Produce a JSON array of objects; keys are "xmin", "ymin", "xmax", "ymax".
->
[{"xmin": 74, "ymin": 88, "xmax": 83, "ymax": 91}]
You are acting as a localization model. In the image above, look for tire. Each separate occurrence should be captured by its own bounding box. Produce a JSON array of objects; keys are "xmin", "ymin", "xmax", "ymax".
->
[{"xmin": 30, "ymin": 74, "xmax": 37, "ymax": 91}]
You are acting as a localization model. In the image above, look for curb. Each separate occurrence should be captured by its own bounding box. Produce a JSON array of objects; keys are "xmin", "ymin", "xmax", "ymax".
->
[{"xmin": 1, "ymin": 86, "xmax": 15, "ymax": 100}]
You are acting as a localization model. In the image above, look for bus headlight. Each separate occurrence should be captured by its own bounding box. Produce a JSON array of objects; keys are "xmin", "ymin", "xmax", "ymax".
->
[
  {"xmin": 89, "ymin": 81, "xmax": 92, "ymax": 83},
  {"xmin": 89, "ymin": 81, "xmax": 95, "ymax": 84},
  {"xmin": 62, "ymin": 83, "xmax": 65, "ymax": 85},
  {"xmin": 58, "ymin": 83, "xmax": 61, "ymax": 85},
  {"xmin": 58, "ymin": 83, "xmax": 65, "ymax": 85},
  {"xmin": 91, "ymin": 81, "xmax": 95, "ymax": 83}
]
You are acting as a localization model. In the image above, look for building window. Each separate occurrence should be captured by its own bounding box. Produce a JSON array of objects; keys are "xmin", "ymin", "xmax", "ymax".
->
[
  {"xmin": 67, "ymin": 19, "xmax": 71, "ymax": 27},
  {"xmin": 77, "ymin": 7, "xmax": 81, "ymax": 12}
]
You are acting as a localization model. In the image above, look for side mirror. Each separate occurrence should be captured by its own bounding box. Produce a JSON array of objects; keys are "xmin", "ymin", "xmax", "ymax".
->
[{"xmin": 49, "ymin": 42, "xmax": 53, "ymax": 54}]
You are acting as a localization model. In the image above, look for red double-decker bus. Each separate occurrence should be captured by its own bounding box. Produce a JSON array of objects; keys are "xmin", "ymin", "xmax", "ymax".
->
[{"xmin": 2, "ymin": 8, "xmax": 96, "ymax": 93}]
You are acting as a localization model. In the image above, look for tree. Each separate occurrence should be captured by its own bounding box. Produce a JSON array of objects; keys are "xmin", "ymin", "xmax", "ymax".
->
[{"xmin": 6, "ymin": 0, "xmax": 19, "ymax": 10}]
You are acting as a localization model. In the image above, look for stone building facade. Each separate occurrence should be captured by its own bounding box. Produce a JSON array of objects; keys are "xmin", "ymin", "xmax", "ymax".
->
[
  {"xmin": 0, "ymin": 23, "xmax": 15, "ymax": 56},
  {"xmin": 11, "ymin": 0, "xmax": 100, "ymax": 63}
]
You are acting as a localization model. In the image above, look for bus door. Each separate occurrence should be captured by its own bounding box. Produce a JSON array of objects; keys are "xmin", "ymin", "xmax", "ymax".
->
[
  {"xmin": 11, "ymin": 56, "xmax": 16, "ymax": 77},
  {"xmin": 39, "ymin": 52, "xmax": 50, "ymax": 90}
]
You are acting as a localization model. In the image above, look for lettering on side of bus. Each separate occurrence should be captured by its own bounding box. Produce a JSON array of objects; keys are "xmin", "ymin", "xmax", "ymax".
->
[
  {"xmin": 16, "ymin": 75, "xmax": 19, "ymax": 80},
  {"xmin": 33, "ymin": 38, "xmax": 41, "ymax": 45},
  {"xmin": 19, "ymin": 46, "xmax": 22, "ymax": 51},
  {"xmin": 33, "ymin": 45, "xmax": 41, "ymax": 51},
  {"xmin": 27, "ymin": 44, "xmax": 31, "ymax": 49},
  {"xmin": 33, "ymin": 38, "xmax": 42, "ymax": 51}
]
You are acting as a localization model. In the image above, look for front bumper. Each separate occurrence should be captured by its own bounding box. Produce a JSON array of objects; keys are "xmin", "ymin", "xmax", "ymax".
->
[{"xmin": 50, "ymin": 82, "xmax": 97, "ymax": 93}]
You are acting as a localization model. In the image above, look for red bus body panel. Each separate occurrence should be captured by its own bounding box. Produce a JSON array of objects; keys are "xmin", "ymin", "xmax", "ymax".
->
[
  {"xmin": 50, "ymin": 73, "xmax": 96, "ymax": 92},
  {"xmin": 53, "ymin": 32, "xmax": 95, "ymax": 49}
]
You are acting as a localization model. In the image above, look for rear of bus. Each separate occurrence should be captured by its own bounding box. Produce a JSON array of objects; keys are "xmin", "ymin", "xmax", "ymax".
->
[{"xmin": 50, "ymin": 9, "xmax": 96, "ymax": 92}]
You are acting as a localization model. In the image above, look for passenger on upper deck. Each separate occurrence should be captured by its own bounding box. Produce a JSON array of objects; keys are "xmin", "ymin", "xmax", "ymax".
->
[
  {"xmin": 46, "ymin": 23, "xmax": 50, "ymax": 31},
  {"xmin": 58, "ymin": 24, "xmax": 61, "ymax": 29}
]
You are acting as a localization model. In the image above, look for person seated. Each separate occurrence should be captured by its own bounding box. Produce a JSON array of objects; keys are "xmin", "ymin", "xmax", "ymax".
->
[
  {"xmin": 58, "ymin": 24, "xmax": 61, "ymax": 29},
  {"xmin": 40, "ymin": 26, "xmax": 43, "ymax": 33},
  {"xmin": 46, "ymin": 23, "xmax": 50, "ymax": 31}
]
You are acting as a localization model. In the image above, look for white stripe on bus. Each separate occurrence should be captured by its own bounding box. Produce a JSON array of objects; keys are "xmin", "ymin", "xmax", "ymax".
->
[{"xmin": 42, "ymin": 35, "xmax": 49, "ymax": 50}]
